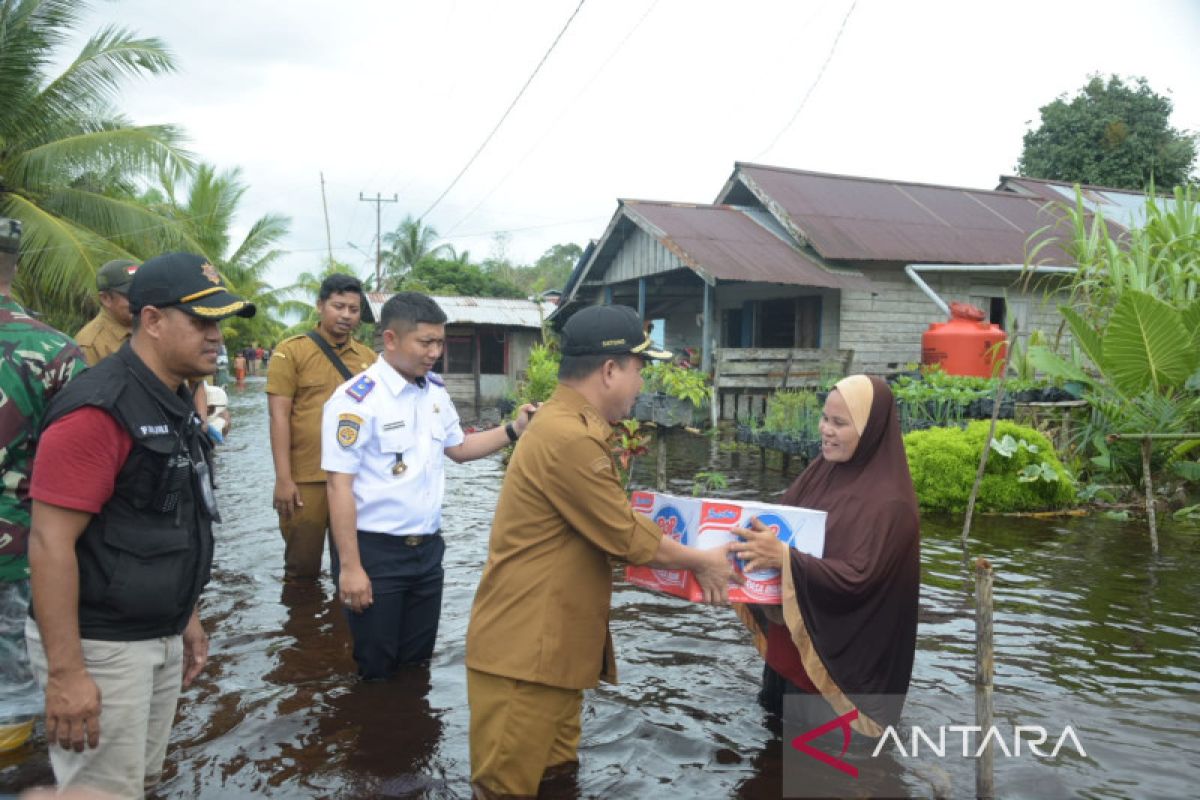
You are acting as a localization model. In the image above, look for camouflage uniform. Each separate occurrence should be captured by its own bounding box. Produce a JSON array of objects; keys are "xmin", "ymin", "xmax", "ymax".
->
[{"xmin": 0, "ymin": 293, "xmax": 87, "ymax": 724}]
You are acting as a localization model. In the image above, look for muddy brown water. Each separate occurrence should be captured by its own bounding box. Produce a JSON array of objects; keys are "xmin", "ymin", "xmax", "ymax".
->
[{"xmin": 3, "ymin": 379, "xmax": 1198, "ymax": 798}]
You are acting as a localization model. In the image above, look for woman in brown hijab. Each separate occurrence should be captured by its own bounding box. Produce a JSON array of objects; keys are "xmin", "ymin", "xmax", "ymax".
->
[{"xmin": 731, "ymin": 374, "xmax": 920, "ymax": 737}]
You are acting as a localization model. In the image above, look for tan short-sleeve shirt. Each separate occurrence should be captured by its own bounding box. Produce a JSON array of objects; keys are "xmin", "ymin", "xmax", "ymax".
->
[
  {"xmin": 74, "ymin": 311, "xmax": 130, "ymax": 367},
  {"xmin": 266, "ymin": 329, "xmax": 376, "ymax": 482},
  {"xmin": 466, "ymin": 384, "xmax": 663, "ymax": 690}
]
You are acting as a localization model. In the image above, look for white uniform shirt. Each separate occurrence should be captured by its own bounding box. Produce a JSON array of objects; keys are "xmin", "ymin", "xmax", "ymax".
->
[{"xmin": 321, "ymin": 358, "xmax": 465, "ymax": 536}]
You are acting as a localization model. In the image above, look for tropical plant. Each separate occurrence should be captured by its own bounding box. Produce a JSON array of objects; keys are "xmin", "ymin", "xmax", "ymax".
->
[
  {"xmin": 691, "ymin": 470, "xmax": 729, "ymax": 497},
  {"xmin": 515, "ymin": 343, "xmax": 560, "ymax": 406},
  {"xmin": 145, "ymin": 163, "xmax": 292, "ymax": 351},
  {"xmin": 761, "ymin": 390, "xmax": 820, "ymax": 437},
  {"xmin": 612, "ymin": 419, "xmax": 650, "ymax": 489},
  {"xmin": 382, "ymin": 214, "xmax": 452, "ymax": 286},
  {"xmin": 0, "ymin": 0, "xmax": 195, "ymax": 331},
  {"xmin": 641, "ymin": 361, "xmax": 711, "ymax": 407},
  {"xmin": 275, "ymin": 258, "xmax": 371, "ymax": 341}
]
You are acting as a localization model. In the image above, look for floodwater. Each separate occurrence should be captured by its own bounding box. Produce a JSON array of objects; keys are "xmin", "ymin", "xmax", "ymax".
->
[{"xmin": 3, "ymin": 379, "xmax": 1198, "ymax": 798}]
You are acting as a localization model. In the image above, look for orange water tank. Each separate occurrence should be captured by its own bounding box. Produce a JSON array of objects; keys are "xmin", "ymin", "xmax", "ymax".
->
[{"xmin": 921, "ymin": 302, "xmax": 1007, "ymax": 377}]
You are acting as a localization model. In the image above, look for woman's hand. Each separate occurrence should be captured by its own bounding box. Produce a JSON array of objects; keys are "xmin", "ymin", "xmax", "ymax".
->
[{"xmin": 730, "ymin": 517, "xmax": 787, "ymax": 573}]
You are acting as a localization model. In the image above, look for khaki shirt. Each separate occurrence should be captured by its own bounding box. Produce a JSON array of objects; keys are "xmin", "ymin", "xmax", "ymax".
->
[
  {"xmin": 266, "ymin": 329, "xmax": 376, "ymax": 482},
  {"xmin": 74, "ymin": 310, "xmax": 130, "ymax": 367},
  {"xmin": 465, "ymin": 385, "xmax": 662, "ymax": 690}
]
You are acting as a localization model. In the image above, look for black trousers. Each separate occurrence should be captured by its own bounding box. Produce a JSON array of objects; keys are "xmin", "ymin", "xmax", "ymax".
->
[{"xmin": 332, "ymin": 530, "xmax": 445, "ymax": 680}]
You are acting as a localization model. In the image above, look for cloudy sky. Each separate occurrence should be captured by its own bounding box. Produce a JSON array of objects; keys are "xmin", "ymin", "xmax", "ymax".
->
[{"xmin": 72, "ymin": 0, "xmax": 1200, "ymax": 289}]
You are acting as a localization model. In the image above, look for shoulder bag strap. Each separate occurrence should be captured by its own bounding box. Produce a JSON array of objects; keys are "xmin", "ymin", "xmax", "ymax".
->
[{"xmin": 304, "ymin": 330, "xmax": 355, "ymax": 381}]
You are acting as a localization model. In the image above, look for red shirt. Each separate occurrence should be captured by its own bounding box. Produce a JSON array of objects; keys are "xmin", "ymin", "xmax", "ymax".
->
[
  {"xmin": 765, "ymin": 620, "xmax": 819, "ymax": 693},
  {"xmin": 30, "ymin": 407, "xmax": 133, "ymax": 514}
]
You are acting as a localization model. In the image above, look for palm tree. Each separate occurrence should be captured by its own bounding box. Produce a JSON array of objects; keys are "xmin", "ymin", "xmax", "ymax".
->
[
  {"xmin": 0, "ymin": 0, "xmax": 196, "ymax": 331},
  {"xmin": 147, "ymin": 163, "xmax": 292, "ymax": 350},
  {"xmin": 382, "ymin": 214, "xmax": 452, "ymax": 287},
  {"xmin": 277, "ymin": 259, "xmax": 371, "ymax": 339}
]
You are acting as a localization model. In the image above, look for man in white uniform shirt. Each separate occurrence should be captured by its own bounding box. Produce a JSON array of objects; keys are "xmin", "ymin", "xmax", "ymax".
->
[{"xmin": 322, "ymin": 292, "xmax": 535, "ymax": 680}]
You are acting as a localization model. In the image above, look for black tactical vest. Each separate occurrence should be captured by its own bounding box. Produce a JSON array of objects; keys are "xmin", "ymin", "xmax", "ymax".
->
[{"xmin": 36, "ymin": 343, "xmax": 217, "ymax": 640}]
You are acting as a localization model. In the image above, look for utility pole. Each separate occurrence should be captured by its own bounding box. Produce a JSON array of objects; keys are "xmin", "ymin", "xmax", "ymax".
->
[
  {"xmin": 320, "ymin": 172, "xmax": 333, "ymax": 267},
  {"xmin": 359, "ymin": 191, "xmax": 398, "ymax": 290}
]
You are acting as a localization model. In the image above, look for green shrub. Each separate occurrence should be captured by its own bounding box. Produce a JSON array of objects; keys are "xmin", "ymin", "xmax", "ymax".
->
[
  {"xmin": 762, "ymin": 390, "xmax": 820, "ymax": 436},
  {"xmin": 641, "ymin": 361, "xmax": 710, "ymax": 407},
  {"xmin": 904, "ymin": 421, "xmax": 1076, "ymax": 513},
  {"xmin": 516, "ymin": 344, "xmax": 560, "ymax": 405}
]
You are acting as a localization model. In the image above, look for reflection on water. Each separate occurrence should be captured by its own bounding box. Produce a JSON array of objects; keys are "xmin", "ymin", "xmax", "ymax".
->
[{"xmin": 2, "ymin": 380, "xmax": 1198, "ymax": 798}]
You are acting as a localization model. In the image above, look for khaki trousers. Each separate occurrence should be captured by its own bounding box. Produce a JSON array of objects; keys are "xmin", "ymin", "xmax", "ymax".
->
[
  {"xmin": 26, "ymin": 618, "xmax": 183, "ymax": 799},
  {"xmin": 279, "ymin": 481, "xmax": 331, "ymax": 580},
  {"xmin": 467, "ymin": 667, "xmax": 582, "ymax": 798}
]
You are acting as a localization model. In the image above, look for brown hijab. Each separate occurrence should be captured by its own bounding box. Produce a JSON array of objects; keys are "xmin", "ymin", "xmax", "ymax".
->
[{"xmin": 774, "ymin": 375, "xmax": 920, "ymax": 732}]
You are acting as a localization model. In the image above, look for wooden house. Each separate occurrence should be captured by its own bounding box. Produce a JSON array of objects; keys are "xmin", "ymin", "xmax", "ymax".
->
[{"xmin": 551, "ymin": 164, "xmax": 1096, "ymax": 419}]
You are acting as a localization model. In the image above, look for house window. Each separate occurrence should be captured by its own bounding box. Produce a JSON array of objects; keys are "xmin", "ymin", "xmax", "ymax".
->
[
  {"xmin": 480, "ymin": 330, "xmax": 506, "ymax": 375},
  {"xmin": 446, "ymin": 335, "xmax": 473, "ymax": 374},
  {"xmin": 989, "ymin": 297, "xmax": 1007, "ymax": 330},
  {"xmin": 757, "ymin": 297, "xmax": 821, "ymax": 348}
]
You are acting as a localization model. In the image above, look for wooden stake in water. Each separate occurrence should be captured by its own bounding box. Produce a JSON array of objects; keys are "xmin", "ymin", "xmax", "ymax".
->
[
  {"xmin": 975, "ymin": 557, "xmax": 995, "ymax": 800},
  {"xmin": 1142, "ymin": 437, "xmax": 1158, "ymax": 554},
  {"xmin": 656, "ymin": 426, "xmax": 668, "ymax": 493}
]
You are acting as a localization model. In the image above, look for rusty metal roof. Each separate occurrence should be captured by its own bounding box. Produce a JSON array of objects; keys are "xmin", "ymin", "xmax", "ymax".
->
[
  {"xmin": 722, "ymin": 164, "xmax": 1077, "ymax": 265},
  {"xmin": 366, "ymin": 293, "xmax": 549, "ymax": 329},
  {"xmin": 619, "ymin": 200, "xmax": 872, "ymax": 289},
  {"xmin": 998, "ymin": 175, "xmax": 1165, "ymax": 231}
]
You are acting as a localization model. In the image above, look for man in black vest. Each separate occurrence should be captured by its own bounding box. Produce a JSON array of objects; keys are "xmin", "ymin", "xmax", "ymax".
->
[{"xmin": 25, "ymin": 253, "xmax": 254, "ymax": 797}]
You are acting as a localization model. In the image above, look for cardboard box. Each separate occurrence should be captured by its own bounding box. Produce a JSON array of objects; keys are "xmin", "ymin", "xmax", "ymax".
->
[{"xmin": 624, "ymin": 492, "xmax": 825, "ymax": 605}]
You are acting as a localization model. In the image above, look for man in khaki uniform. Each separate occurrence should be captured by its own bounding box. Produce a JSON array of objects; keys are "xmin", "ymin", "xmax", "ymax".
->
[
  {"xmin": 465, "ymin": 304, "xmax": 737, "ymax": 798},
  {"xmin": 267, "ymin": 274, "xmax": 376, "ymax": 581},
  {"xmin": 74, "ymin": 259, "xmax": 139, "ymax": 366}
]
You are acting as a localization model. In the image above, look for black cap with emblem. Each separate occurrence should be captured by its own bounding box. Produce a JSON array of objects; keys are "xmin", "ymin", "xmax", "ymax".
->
[
  {"xmin": 129, "ymin": 252, "xmax": 256, "ymax": 320},
  {"xmin": 560, "ymin": 304, "xmax": 671, "ymax": 360}
]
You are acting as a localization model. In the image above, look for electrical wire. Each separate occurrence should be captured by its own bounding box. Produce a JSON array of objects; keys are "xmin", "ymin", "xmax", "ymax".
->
[
  {"xmin": 443, "ymin": 0, "xmax": 661, "ymax": 238},
  {"xmin": 416, "ymin": 0, "xmax": 588, "ymax": 222},
  {"xmin": 755, "ymin": 0, "xmax": 859, "ymax": 160}
]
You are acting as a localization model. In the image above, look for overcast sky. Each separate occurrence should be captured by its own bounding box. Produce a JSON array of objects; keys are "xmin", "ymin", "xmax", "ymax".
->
[{"xmin": 72, "ymin": 0, "xmax": 1200, "ymax": 290}]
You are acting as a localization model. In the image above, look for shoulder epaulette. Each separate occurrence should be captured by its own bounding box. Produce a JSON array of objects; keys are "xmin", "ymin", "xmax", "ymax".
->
[
  {"xmin": 426, "ymin": 371, "xmax": 445, "ymax": 387},
  {"xmin": 345, "ymin": 374, "xmax": 376, "ymax": 402}
]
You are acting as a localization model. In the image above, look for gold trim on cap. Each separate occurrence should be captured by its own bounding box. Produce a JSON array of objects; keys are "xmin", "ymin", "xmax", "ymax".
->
[
  {"xmin": 179, "ymin": 286, "xmax": 224, "ymax": 303},
  {"xmin": 189, "ymin": 299, "xmax": 249, "ymax": 317},
  {"xmin": 630, "ymin": 337, "xmax": 651, "ymax": 353}
]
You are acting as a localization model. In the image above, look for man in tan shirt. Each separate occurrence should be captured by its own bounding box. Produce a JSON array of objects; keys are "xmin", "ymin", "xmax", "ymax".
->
[
  {"xmin": 74, "ymin": 259, "xmax": 139, "ymax": 366},
  {"xmin": 267, "ymin": 275, "xmax": 376, "ymax": 581},
  {"xmin": 465, "ymin": 304, "xmax": 737, "ymax": 798}
]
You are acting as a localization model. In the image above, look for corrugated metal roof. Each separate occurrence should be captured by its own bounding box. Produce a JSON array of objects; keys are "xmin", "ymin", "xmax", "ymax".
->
[
  {"xmin": 724, "ymin": 164, "xmax": 1077, "ymax": 265},
  {"xmin": 365, "ymin": 294, "xmax": 549, "ymax": 329},
  {"xmin": 621, "ymin": 200, "xmax": 873, "ymax": 290},
  {"xmin": 998, "ymin": 175, "xmax": 1170, "ymax": 230}
]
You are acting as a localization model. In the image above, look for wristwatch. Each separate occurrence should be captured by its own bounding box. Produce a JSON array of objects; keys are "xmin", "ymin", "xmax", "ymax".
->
[{"xmin": 505, "ymin": 421, "xmax": 520, "ymax": 443}]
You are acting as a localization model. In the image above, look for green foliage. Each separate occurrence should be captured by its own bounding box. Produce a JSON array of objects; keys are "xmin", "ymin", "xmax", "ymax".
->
[
  {"xmin": 761, "ymin": 390, "xmax": 820, "ymax": 436},
  {"xmin": 691, "ymin": 471, "xmax": 729, "ymax": 497},
  {"xmin": 1018, "ymin": 74, "xmax": 1197, "ymax": 190},
  {"xmin": 904, "ymin": 421, "xmax": 1076, "ymax": 513},
  {"xmin": 398, "ymin": 258, "xmax": 524, "ymax": 298},
  {"xmin": 0, "ymin": 0, "xmax": 196, "ymax": 331},
  {"xmin": 516, "ymin": 343, "xmax": 560, "ymax": 406},
  {"xmin": 641, "ymin": 361, "xmax": 711, "ymax": 407},
  {"xmin": 144, "ymin": 162, "xmax": 292, "ymax": 352},
  {"xmin": 1025, "ymin": 186, "xmax": 1200, "ymax": 490}
]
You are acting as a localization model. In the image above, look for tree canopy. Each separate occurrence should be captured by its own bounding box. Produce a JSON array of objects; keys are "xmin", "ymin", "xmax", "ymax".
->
[{"xmin": 1017, "ymin": 74, "xmax": 1197, "ymax": 191}]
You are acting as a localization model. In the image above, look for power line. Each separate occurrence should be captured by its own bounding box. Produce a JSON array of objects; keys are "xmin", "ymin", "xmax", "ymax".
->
[
  {"xmin": 755, "ymin": 0, "xmax": 859, "ymax": 160},
  {"xmin": 417, "ymin": 0, "xmax": 588, "ymax": 222},
  {"xmin": 444, "ymin": 0, "xmax": 661, "ymax": 238}
]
